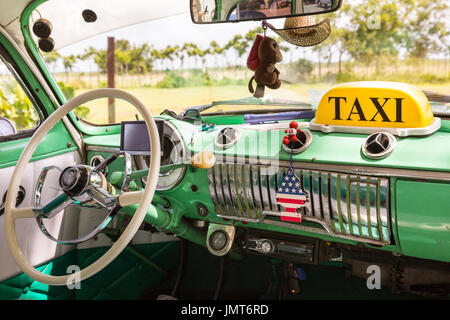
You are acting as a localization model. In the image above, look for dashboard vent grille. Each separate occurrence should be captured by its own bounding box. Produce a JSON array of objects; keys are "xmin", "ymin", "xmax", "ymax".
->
[
  {"xmin": 215, "ymin": 127, "xmax": 240, "ymax": 149},
  {"xmin": 362, "ymin": 132, "xmax": 396, "ymax": 159},
  {"xmin": 207, "ymin": 161, "xmax": 391, "ymax": 245}
]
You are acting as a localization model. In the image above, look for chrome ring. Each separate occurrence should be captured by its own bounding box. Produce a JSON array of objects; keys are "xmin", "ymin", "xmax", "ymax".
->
[
  {"xmin": 136, "ymin": 119, "xmax": 187, "ymax": 191},
  {"xmin": 362, "ymin": 132, "xmax": 397, "ymax": 159},
  {"xmin": 215, "ymin": 127, "xmax": 240, "ymax": 149},
  {"xmin": 281, "ymin": 129, "xmax": 313, "ymax": 154},
  {"xmin": 90, "ymin": 154, "xmax": 108, "ymax": 176}
]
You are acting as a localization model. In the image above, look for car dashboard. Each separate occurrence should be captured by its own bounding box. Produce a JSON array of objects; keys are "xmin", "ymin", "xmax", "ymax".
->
[{"xmin": 83, "ymin": 105, "xmax": 450, "ymax": 266}]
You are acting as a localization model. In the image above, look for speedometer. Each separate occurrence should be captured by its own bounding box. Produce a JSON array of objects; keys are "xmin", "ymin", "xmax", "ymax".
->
[{"xmin": 135, "ymin": 120, "xmax": 186, "ymax": 191}]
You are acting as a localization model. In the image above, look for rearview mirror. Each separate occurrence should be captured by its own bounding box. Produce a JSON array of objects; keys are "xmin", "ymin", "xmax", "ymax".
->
[{"xmin": 190, "ymin": 0, "xmax": 342, "ymax": 23}]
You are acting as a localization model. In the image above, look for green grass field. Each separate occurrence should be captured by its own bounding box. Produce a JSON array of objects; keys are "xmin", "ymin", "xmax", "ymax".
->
[
  {"xmin": 75, "ymin": 84, "xmax": 312, "ymax": 124},
  {"xmin": 76, "ymin": 86, "xmax": 249, "ymax": 124},
  {"xmin": 75, "ymin": 82, "xmax": 449, "ymax": 124}
]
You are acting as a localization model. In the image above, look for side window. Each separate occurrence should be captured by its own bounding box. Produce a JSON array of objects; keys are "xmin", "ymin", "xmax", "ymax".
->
[{"xmin": 0, "ymin": 57, "xmax": 40, "ymax": 138}]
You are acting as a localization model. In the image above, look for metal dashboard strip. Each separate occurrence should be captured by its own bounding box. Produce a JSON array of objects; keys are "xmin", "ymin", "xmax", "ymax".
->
[
  {"xmin": 208, "ymin": 160, "xmax": 392, "ymax": 245},
  {"xmin": 212, "ymin": 155, "xmax": 450, "ymax": 182}
]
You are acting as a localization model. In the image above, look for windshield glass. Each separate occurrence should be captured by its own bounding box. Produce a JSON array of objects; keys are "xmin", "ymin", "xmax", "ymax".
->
[{"xmin": 30, "ymin": 0, "xmax": 449, "ymax": 124}]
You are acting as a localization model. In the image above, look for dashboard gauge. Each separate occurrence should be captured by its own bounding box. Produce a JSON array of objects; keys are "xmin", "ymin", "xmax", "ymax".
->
[
  {"xmin": 208, "ymin": 230, "xmax": 228, "ymax": 251},
  {"xmin": 0, "ymin": 118, "xmax": 16, "ymax": 136},
  {"xmin": 206, "ymin": 224, "xmax": 235, "ymax": 256},
  {"xmin": 136, "ymin": 120, "xmax": 186, "ymax": 191}
]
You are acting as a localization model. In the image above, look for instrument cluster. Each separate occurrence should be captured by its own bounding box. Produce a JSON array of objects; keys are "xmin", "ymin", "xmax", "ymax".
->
[{"xmin": 134, "ymin": 120, "xmax": 186, "ymax": 190}]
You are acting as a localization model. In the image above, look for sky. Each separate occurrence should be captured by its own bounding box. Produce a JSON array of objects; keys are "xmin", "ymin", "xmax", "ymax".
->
[
  {"xmin": 45, "ymin": 2, "xmax": 450, "ymax": 73},
  {"xmin": 58, "ymin": 13, "xmax": 261, "ymax": 53},
  {"xmin": 52, "ymin": 12, "xmax": 315, "ymax": 72},
  {"xmin": 55, "ymin": 13, "xmax": 260, "ymax": 71}
]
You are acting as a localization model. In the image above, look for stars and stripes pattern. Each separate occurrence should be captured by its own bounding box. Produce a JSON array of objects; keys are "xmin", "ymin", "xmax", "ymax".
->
[{"xmin": 275, "ymin": 168, "xmax": 307, "ymax": 223}]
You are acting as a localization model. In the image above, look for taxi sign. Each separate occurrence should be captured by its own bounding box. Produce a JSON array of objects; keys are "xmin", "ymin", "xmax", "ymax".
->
[{"xmin": 309, "ymin": 81, "xmax": 441, "ymax": 136}]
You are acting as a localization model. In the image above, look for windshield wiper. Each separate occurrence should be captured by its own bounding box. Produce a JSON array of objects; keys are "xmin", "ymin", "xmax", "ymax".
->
[
  {"xmin": 422, "ymin": 90, "xmax": 450, "ymax": 103},
  {"xmin": 161, "ymin": 108, "xmax": 203, "ymax": 123},
  {"xmin": 183, "ymin": 97, "xmax": 312, "ymax": 115}
]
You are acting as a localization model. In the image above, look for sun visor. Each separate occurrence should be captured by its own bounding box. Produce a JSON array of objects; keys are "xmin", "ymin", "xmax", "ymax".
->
[
  {"xmin": 28, "ymin": 0, "xmax": 189, "ymax": 50},
  {"xmin": 309, "ymin": 81, "xmax": 440, "ymax": 137}
]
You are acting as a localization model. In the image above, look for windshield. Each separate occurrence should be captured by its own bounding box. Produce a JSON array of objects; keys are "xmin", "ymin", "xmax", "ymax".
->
[{"xmin": 30, "ymin": 0, "xmax": 449, "ymax": 124}]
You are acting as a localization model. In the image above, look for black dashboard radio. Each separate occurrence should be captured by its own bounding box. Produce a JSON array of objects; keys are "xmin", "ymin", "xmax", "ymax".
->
[{"xmin": 243, "ymin": 231, "xmax": 320, "ymax": 264}]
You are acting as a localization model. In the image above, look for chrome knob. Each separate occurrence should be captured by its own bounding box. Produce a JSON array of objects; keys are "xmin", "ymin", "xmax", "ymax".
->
[{"xmin": 260, "ymin": 240, "xmax": 274, "ymax": 254}]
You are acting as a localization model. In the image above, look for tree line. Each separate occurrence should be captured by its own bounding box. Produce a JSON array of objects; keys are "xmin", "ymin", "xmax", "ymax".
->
[
  {"xmin": 44, "ymin": 0, "xmax": 449, "ymax": 80},
  {"xmin": 44, "ymin": 26, "xmax": 282, "ymax": 78}
]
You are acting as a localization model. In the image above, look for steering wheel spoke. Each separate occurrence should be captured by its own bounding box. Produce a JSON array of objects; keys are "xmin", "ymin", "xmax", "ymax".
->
[
  {"xmin": 10, "ymin": 207, "xmax": 35, "ymax": 219},
  {"xmin": 34, "ymin": 193, "xmax": 73, "ymax": 219},
  {"xmin": 117, "ymin": 190, "xmax": 144, "ymax": 207}
]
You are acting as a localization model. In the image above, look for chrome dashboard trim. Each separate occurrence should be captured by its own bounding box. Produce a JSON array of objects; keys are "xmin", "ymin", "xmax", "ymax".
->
[
  {"xmin": 153, "ymin": 119, "xmax": 187, "ymax": 191},
  {"xmin": 86, "ymin": 145, "xmax": 121, "ymax": 153},
  {"xmin": 238, "ymin": 122, "xmax": 309, "ymax": 131},
  {"xmin": 309, "ymin": 117, "xmax": 441, "ymax": 137},
  {"xmin": 260, "ymin": 212, "xmax": 389, "ymax": 246},
  {"xmin": 212, "ymin": 155, "xmax": 450, "ymax": 182},
  {"xmin": 208, "ymin": 161, "xmax": 392, "ymax": 245},
  {"xmin": 206, "ymin": 224, "xmax": 236, "ymax": 256}
]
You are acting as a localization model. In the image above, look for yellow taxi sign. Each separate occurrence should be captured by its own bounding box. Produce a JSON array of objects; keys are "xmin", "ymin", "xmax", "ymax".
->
[{"xmin": 310, "ymin": 82, "xmax": 439, "ymax": 136}]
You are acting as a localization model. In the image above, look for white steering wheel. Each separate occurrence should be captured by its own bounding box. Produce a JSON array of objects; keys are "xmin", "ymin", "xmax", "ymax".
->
[{"xmin": 4, "ymin": 88, "xmax": 161, "ymax": 286}]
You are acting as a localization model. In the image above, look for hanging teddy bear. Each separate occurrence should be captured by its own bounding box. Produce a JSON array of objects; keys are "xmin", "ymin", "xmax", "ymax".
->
[{"xmin": 247, "ymin": 34, "xmax": 283, "ymax": 98}]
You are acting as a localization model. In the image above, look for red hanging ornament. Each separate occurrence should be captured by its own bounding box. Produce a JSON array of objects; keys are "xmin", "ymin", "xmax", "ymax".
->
[{"xmin": 289, "ymin": 120, "xmax": 299, "ymax": 129}]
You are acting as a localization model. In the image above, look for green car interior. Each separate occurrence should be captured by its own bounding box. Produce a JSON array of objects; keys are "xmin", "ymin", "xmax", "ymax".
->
[{"xmin": 0, "ymin": 0, "xmax": 448, "ymax": 301}]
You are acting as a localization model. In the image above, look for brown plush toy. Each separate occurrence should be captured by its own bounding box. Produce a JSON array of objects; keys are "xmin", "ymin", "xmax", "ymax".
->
[{"xmin": 247, "ymin": 35, "xmax": 283, "ymax": 98}]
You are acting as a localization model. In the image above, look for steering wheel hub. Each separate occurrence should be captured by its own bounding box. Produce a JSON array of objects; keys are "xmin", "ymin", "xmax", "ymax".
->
[{"xmin": 59, "ymin": 166, "xmax": 88, "ymax": 196}]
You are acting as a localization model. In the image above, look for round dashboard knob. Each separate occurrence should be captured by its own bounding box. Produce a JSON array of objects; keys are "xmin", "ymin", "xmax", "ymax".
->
[{"xmin": 260, "ymin": 240, "xmax": 274, "ymax": 253}]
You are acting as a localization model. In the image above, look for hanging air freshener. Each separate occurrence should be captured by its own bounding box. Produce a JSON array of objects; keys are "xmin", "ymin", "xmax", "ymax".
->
[{"xmin": 274, "ymin": 121, "xmax": 308, "ymax": 223}]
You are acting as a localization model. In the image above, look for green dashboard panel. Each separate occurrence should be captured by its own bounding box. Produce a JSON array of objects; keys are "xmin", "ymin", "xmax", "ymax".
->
[
  {"xmin": 186, "ymin": 120, "xmax": 450, "ymax": 173},
  {"xmin": 396, "ymin": 180, "xmax": 450, "ymax": 262},
  {"xmin": 84, "ymin": 116, "xmax": 450, "ymax": 173},
  {"xmin": 0, "ymin": 121, "xmax": 77, "ymax": 169},
  {"xmin": 83, "ymin": 115, "xmax": 450, "ymax": 262}
]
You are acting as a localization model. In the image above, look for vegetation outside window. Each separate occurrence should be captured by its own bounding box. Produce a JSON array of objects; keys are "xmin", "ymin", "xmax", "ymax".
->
[{"xmin": 0, "ymin": 57, "xmax": 40, "ymax": 140}]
